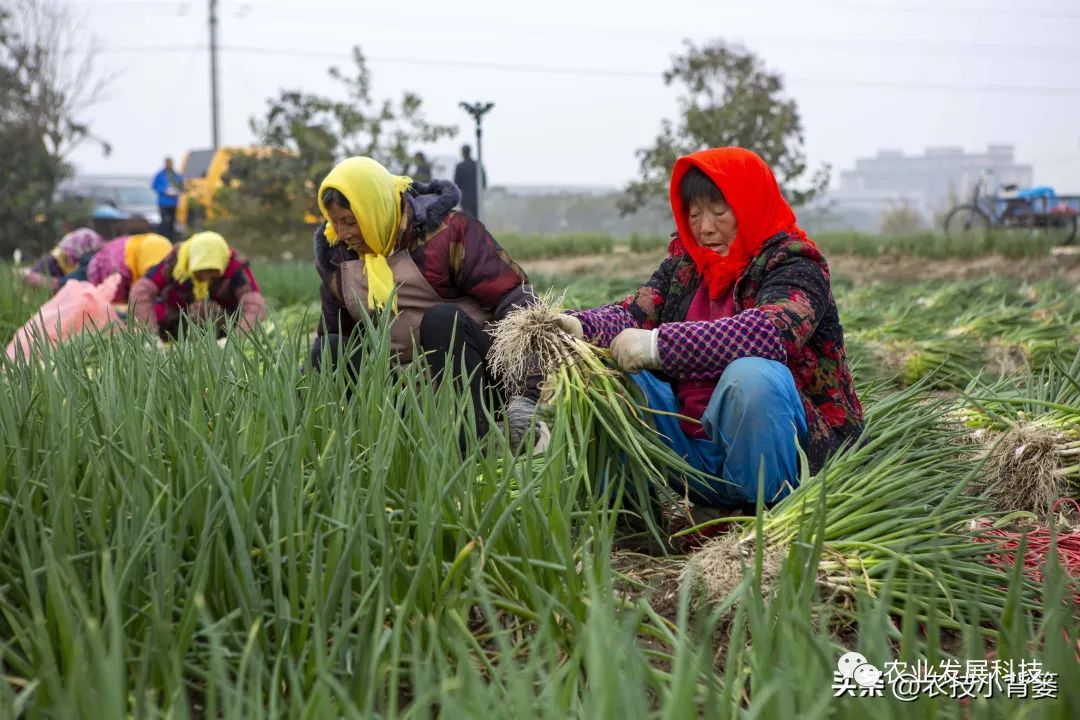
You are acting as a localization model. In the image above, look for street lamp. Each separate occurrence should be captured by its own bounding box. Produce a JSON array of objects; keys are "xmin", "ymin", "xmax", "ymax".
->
[{"xmin": 459, "ymin": 101, "xmax": 494, "ymax": 221}]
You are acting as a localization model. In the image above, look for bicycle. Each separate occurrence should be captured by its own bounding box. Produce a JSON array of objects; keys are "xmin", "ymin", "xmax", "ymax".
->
[{"xmin": 943, "ymin": 174, "xmax": 1078, "ymax": 246}]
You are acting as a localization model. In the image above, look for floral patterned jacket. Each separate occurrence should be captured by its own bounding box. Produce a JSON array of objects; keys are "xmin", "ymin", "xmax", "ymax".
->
[
  {"xmin": 129, "ymin": 249, "xmax": 266, "ymax": 338},
  {"xmin": 573, "ymin": 232, "xmax": 863, "ymax": 473}
]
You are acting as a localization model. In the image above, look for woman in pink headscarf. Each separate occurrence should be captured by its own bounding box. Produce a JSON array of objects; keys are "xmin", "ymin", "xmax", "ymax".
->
[
  {"xmin": 23, "ymin": 228, "xmax": 105, "ymax": 294},
  {"xmin": 85, "ymin": 233, "xmax": 174, "ymax": 303}
]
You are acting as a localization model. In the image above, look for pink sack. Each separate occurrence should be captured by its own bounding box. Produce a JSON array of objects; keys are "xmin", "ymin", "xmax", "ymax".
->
[{"xmin": 6, "ymin": 273, "xmax": 124, "ymax": 362}]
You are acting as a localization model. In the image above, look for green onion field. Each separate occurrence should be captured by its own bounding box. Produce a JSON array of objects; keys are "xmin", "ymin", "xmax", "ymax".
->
[{"xmin": 1, "ymin": 236, "xmax": 1078, "ymax": 718}]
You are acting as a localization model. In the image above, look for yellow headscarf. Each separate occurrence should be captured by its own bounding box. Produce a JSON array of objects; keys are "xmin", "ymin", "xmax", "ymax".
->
[
  {"xmin": 124, "ymin": 233, "xmax": 174, "ymax": 280},
  {"xmin": 172, "ymin": 231, "xmax": 231, "ymax": 301},
  {"xmin": 50, "ymin": 248, "xmax": 76, "ymax": 275},
  {"xmin": 317, "ymin": 157, "xmax": 412, "ymax": 311}
]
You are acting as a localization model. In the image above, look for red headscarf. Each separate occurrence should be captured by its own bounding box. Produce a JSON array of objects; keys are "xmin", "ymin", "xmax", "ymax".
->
[{"xmin": 669, "ymin": 147, "xmax": 814, "ymax": 299}]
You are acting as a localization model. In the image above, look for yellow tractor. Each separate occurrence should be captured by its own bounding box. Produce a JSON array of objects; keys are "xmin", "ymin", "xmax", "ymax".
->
[{"xmin": 177, "ymin": 146, "xmax": 319, "ymax": 230}]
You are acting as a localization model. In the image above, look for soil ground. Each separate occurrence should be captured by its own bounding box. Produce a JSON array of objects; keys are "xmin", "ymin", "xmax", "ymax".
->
[{"xmin": 523, "ymin": 246, "xmax": 1080, "ymax": 287}]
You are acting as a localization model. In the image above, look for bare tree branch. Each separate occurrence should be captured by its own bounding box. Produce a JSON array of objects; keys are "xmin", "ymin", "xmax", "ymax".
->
[{"xmin": 10, "ymin": 0, "xmax": 112, "ymax": 157}]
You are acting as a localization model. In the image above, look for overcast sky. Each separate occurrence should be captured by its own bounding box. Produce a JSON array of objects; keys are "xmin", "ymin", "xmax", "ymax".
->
[{"xmin": 63, "ymin": 0, "xmax": 1080, "ymax": 191}]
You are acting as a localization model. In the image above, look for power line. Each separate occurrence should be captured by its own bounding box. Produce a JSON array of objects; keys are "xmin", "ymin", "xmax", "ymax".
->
[
  {"xmin": 68, "ymin": 1, "xmax": 193, "ymax": 15},
  {"xmin": 748, "ymin": 0, "xmax": 1080, "ymax": 21},
  {"xmin": 158, "ymin": 45, "xmax": 201, "ymax": 140},
  {"xmin": 69, "ymin": 1, "xmax": 1079, "ymax": 61},
  {"xmin": 790, "ymin": 77, "xmax": 1080, "ymax": 96},
  {"xmin": 91, "ymin": 43, "xmax": 1080, "ymax": 96},
  {"xmin": 243, "ymin": 11, "xmax": 1080, "ymax": 62},
  {"xmin": 95, "ymin": 36, "xmax": 1080, "ymax": 63},
  {"xmin": 85, "ymin": 13, "xmax": 1080, "ymax": 63},
  {"xmin": 72, "ymin": 0, "xmax": 1080, "ymax": 51},
  {"xmin": 97, "ymin": 45, "xmax": 205, "ymax": 54},
  {"xmin": 240, "ymin": 0, "xmax": 1080, "ymax": 22}
]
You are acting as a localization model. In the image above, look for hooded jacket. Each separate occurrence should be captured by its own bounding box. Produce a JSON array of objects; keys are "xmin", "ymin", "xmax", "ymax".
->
[{"xmin": 314, "ymin": 179, "xmax": 532, "ymax": 342}]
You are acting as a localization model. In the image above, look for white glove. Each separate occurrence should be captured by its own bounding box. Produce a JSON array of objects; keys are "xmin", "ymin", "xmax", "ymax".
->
[
  {"xmin": 216, "ymin": 336, "xmax": 228, "ymax": 349},
  {"xmin": 610, "ymin": 328, "xmax": 660, "ymax": 373},
  {"xmin": 554, "ymin": 314, "xmax": 584, "ymax": 339}
]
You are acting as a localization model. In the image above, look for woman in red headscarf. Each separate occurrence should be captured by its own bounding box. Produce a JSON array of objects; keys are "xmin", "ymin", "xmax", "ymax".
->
[{"xmin": 553, "ymin": 147, "xmax": 863, "ymax": 509}]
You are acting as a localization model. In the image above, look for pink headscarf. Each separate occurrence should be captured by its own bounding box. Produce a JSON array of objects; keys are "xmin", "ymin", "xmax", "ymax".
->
[{"xmin": 56, "ymin": 228, "xmax": 105, "ymax": 262}]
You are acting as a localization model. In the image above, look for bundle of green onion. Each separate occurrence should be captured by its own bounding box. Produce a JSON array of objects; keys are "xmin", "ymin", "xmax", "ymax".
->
[
  {"xmin": 864, "ymin": 337, "xmax": 987, "ymax": 388},
  {"xmin": 487, "ymin": 297, "xmax": 721, "ymax": 531},
  {"xmin": 682, "ymin": 386, "xmax": 1039, "ymax": 626},
  {"xmin": 962, "ymin": 352, "xmax": 1080, "ymax": 514}
]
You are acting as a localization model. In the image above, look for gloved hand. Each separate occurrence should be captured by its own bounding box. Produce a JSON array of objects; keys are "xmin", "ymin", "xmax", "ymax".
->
[
  {"xmin": 553, "ymin": 314, "xmax": 584, "ymax": 339},
  {"xmin": 503, "ymin": 395, "xmax": 552, "ymax": 454},
  {"xmin": 610, "ymin": 328, "xmax": 660, "ymax": 373}
]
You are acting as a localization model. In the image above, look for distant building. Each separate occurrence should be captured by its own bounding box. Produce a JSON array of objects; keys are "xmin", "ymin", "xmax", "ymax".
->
[
  {"xmin": 827, "ymin": 145, "xmax": 1034, "ymax": 232},
  {"xmin": 839, "ymin": 145, "xmax": 1032, "ymax": 202}
]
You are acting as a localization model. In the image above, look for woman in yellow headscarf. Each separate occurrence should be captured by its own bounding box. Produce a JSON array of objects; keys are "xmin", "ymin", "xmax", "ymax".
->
[
  {"xmin": 84, "ymin": 233, "xmax": 174, "ymax": 303},
  {"xmin": 129, "ymin": 231, "xmax": 266, "ymax": 340},
  {"xmin": 313, "ymin": 156, "xmax": 544, "ymax": 448}
]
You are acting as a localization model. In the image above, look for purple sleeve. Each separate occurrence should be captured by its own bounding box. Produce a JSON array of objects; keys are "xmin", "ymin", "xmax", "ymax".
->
[
  {"xmin": 656, "ymin": 308, "xmax": 787, "ymax": 379},
  {"xmin": 86, "ymin": 238, "xmax": 128, "ymax": 286},
  {"xmin": 29, "ymin": 254, "xmax": 53, "ymax": 274},
  {"xmin": 567, "ymin": 304, "xmax": 638, "ymax": 348}
]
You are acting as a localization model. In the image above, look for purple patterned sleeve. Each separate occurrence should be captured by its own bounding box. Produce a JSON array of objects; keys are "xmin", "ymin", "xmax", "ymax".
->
[
  {"xmin": 567, "ymin": 304, "xmax": 639, "ymax": 348},
  {"xmin": 86, "ymin": 237, "xmax": 129, "ymax": 287},
  {"xmin": 656, "ymin": 308, "xmax": 787, "ymax": 379}
]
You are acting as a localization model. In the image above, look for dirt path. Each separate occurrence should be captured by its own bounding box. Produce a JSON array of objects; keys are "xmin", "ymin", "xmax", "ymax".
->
[
  {"xmin": 523, "ymin": 247, "xmax": 1080, "ymax": 287},
  {"xmin": 523, "ymin": 248, "xmax": 665, "ymax": 278},
  {"xmin": 830, "ymin": 247, "xmax": 1080, "ymax": 285}
]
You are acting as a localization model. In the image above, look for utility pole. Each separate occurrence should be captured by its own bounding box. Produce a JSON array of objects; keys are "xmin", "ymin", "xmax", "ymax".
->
[
  {"xmin": 209, "ymin": 0, "xmax": 221, "ymax": 148},
  {"xmin": 459, "ymin": 101, "xmax": 494, "ymax": 220}
]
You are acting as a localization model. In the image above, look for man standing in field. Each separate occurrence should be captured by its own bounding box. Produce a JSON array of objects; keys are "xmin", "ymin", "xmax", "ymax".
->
[
  {"xmin": 410, "ymin": 152, "xmax": 433, "ymax": 183},
  {"xmin": 152, "ymin": 157, "xmax": 183, "ymax": 241},
  {"xmin": 453, "ymin": 145, "xmax": 486, "ymax": 219}
]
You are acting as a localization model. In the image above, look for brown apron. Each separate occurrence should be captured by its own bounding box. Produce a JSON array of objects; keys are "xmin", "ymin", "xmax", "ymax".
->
[{"xmin": 340, "ymin": 249, "xmax": 493, "ymax": 363}]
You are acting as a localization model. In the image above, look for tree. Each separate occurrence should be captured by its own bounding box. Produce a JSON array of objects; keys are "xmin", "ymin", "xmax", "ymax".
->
[
  {"xmin": 0, "ymin": 1, "xmax": 108, "ymax": 257},
  {"xmin": 212, "ymin": 47, "xmax": 457, "ymax": 254},
  {"xmin": 252, "ymin": 47, "xmax": 456, "ymax": 186},
  {"xmin": 880, "ymin": 199, "xmax": 923, "ymax": 236},
  {"xmin": 6, "ymin": 0, "xmax": 111, "ymax": 158},
  {"xmin": 205, "ymin": 149, "xmax": 315, "ymax": 257},
  {"xmin": 932, "ymin": 183, "xmax": 962, "ymax": 232},
  {"xmin": 620, "ymin": 40, "xmax": 829, "ymax": 216}
]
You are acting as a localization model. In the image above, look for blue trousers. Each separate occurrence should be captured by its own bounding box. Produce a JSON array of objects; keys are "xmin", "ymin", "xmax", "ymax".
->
[{"xmin": 630, "ymin": 358, "xmax": 808, "ymax": 508}]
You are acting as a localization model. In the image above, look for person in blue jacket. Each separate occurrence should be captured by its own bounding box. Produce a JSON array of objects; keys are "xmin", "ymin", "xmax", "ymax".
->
[{"xmin": 151, "ymin": 156, "xmax": 183, "ymax": 241}]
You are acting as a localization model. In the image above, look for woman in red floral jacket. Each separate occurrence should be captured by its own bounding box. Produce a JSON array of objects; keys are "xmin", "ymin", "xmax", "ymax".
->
[
  {"xmin": 129, "ymin": 231, "xmax": 266, "ymax": 342},
  {"xmin": 554, "ymin": 147, "xmax": 863, "ymax": 508}
]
